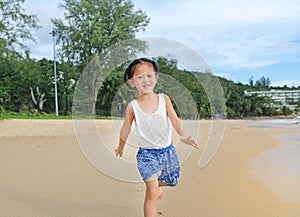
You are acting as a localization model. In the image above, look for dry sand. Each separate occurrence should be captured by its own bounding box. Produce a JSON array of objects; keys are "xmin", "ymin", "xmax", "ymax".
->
[{"xmin": 0, "ymin": 119, "xmax": 299, "ymax": 217}]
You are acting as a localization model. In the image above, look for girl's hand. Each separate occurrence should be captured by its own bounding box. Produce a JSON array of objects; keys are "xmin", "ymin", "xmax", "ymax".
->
[
  {"xmin": 115, "ymin": 147, "xmax": 124, "ymax": 157},
  {"xmin": 180, "ymin": 136, "xmax": 199, "ymax": 149}
]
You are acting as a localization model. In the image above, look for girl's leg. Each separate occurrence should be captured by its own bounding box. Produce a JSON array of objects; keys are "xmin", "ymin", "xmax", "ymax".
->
[
  {"xmin": 158, "ymin": 181, "xmax": 166, "ymax": 200},
  {"xmin": 144, "ymin": 175, "xmax": 161, "ymax": 217}
]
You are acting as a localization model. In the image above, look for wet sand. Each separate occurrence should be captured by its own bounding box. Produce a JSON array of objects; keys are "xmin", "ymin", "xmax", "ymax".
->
[{"xmin": 0, "ymin": 119, "xmax": 299, "ymax": 216}]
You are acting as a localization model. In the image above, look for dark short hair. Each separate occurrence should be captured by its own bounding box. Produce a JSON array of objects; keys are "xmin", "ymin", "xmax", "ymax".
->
[{"xmin": 124, "ymin": 57, "xmax": 159, "ymax": 83}]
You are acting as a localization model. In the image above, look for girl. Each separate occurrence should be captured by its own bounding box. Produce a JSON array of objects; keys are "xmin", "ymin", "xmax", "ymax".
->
[{"xmin": 115, "ymin": 57, "xmax": 199, "ymax": 217}]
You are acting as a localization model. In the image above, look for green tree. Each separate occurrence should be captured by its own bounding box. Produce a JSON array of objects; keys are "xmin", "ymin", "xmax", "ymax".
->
[
  {"xmin": 56, "ymin": 62, "xmax": 79, "ymax": 115},
  {"xmin": 97, "ymin": 66, "xmax": 129, "ymax": 116},
  {"xmin": 282, "ymin": 106, "xmax": 292, "ymax": 116},
  {"xmin": 0, "ymin": 53, "xmax": 51, "ymax": 112},
  {"xmin": 52, "ymin": 0, "xmax": 150, "ymax": 115},
  {"xmin": 249, "ymin": 75, "xmax": 254, "ymax": 87},
  {"xmin": 255, "ymin": 76, "xmax": 271, "ymax": 89},
  {"xmin": 295, "ymin": 99, "xmax": 300, "ymax": 113},
  {"xmin": 155, "ymin": 57, "xmax": 212, "ymax": 119},
  {"xmin": 0, "ymin": 0, "xmax": 40, "ymax": 113},
  {"xmin": 0, "ymin": 0, "xmax": 40, "ymax": 55}
]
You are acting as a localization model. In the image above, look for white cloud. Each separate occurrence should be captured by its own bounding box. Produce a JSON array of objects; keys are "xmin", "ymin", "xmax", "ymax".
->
[
  {"xmin": 23, "ymin": 0, "xmax": 63, "ymax": 59},
  {"xmin": 214, "ymin": 72, "xmax": 236, "ymax": 81},
  {"xmin": 136, "ymin": 0, "xmax": 300, "ymax": 70},
  {"xmin": 24, "ymin": 0, "xmax": 63, "ymax": 28},
  {"xmin": 137, "ymin": 0, "xmax": 300, "ymax": 28},
  {"xmin": 271, "ymin": 80, "xmax": 300, "ymax": 87},
  {"xmin": 23, "ymin": 0, "xmax": 300, "ymax": 85}
]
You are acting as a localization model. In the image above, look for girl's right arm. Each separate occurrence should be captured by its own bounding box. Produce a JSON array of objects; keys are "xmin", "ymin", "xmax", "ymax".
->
[{"xmin": 115, "ymin": 103, "xmax": 134, "ymax": 157}]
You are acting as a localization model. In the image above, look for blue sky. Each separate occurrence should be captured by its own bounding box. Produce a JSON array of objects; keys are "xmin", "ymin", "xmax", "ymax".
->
[{"xmin": 23, "ymin": 0, "xmax": 300, "ymax": 87}]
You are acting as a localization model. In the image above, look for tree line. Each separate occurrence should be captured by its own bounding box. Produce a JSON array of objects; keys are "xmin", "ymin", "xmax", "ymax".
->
[
  {"xmin": 1, "ymin": 53, "xmax": 299, "ymax": 119},
  {"xmin": 1, "ymin": 0, "xmax": 299, "ymax": 119}
]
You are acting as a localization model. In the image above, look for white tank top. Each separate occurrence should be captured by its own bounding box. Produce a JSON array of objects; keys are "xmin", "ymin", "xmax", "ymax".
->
[{"xmin": 131, "ymin": 93, "xmax": 173, "ymax": 149}]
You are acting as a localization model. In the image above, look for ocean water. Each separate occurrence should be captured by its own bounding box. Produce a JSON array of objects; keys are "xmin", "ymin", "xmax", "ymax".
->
[
  {"xmin": 248, "ymin": 118, "xmax": 300, "ymax": 203},
  {"xmin": 248, "ymin": 118, "xmax": 300, "ymax": 130}
]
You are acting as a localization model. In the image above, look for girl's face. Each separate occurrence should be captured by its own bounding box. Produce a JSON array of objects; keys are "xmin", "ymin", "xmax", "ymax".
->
[{"xmin": 129, "ymin": 62, "xmax": 158, "ymax": 95}]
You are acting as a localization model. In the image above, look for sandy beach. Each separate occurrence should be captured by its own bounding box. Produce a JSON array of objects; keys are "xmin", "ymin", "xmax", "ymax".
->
[{"xmin": 0, "ymin": 119, "xmax": 299, "ymax": 217}]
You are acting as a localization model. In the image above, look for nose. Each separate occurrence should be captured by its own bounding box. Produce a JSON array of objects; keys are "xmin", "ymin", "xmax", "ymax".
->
[{"xmin": 143, "ymin": 75, "xmax": 149, "ymax": 82}]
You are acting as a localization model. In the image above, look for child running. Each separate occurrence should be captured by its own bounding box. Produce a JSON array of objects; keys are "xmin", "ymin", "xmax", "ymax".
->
[{"xmin": 115, "ymin": 57, "xmax": 199, "ymax": 217}]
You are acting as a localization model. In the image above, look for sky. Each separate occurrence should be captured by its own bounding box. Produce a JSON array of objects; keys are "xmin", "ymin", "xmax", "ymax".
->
[{"xmin": 23, "ymin": 0, "xmax": 300, "ymax": 87}]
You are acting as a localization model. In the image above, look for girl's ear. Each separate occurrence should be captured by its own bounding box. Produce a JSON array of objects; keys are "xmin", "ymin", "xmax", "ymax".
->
[{"xmin": 127, "ymin": 79, "xmax": 135, "ymax": 88}]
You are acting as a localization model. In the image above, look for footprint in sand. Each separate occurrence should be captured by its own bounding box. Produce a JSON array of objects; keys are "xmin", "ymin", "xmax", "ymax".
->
[
  {"xmin": 157, "ymin": 208, "xmax": 165, "ymax": 216},
  {"xmin": 134, "ymin": 188, "xmax": 144, "ymax": 193}
]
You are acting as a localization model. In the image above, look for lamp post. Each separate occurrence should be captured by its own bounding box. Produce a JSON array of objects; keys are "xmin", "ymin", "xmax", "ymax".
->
[{"xmin": 51, "ymin": 29, "xmax": 59, "ymax": 116}]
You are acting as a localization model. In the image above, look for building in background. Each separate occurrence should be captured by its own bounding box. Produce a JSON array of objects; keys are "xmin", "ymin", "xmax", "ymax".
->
[{"xmin": 244, "ymin": 90, "xmax": 300, "ymax": 110}]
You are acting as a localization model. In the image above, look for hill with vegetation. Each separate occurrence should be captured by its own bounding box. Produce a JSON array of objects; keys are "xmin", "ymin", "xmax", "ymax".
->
[
  {"xmin": 1, "ymin": 0, "xmax": 299, "ymax": 119},
  {"xmin": 1, "ymin": 55, "xmax": 299, "ymax": 119}
]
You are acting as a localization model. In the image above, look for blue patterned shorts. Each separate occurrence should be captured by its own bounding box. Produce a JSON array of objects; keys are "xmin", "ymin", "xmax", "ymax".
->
[{"xmin": 136, "ymin": 144, "xmax": 180, "ymax": 187}]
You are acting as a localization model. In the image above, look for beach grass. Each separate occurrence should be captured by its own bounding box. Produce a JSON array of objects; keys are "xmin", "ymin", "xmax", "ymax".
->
[
  {"xmin": 0, "ymin": 112, "xmax": 72, "ymax": 120},
  {"xmin": 0, "ymin": 112, "xmax": 118, "ymax": 120}
]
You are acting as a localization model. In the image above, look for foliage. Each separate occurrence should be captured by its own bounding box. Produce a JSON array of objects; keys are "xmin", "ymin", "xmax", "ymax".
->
[
  {"xmin": 0, "ymin": 0, "xmax": 40, "ymax": 55},
  {"xmin": 282, "ymin": 106, "xmax": 293, "ymax": 116},
  {"xmin": 0, "ymin": 54, "xmax": 79, "ymax": 114},
  {"xmin": 52, "ymin": 0, "xmax": 150, "ymax": 115},
  {"xmin": 1, "ymin": 52, "xmax": 299, "ymax": 119},
  {"xmin": 0, "ymin": 1, "xmax": 299, "ymax": 119},
  {"xmin": 52, "ymin": 0, "xmax": 149, "ymax": 65},
  {"xmin": 295, "ymin": 99, "xmax": 300, "ymax": 113}
]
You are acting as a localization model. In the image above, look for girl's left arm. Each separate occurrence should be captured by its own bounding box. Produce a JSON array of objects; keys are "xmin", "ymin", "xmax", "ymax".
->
[{"xmin": 164, "ymin": 95, "xmax": 199, "ymax": 149}]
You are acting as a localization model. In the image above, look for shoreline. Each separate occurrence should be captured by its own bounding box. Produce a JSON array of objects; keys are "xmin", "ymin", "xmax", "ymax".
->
[
  {"xmin": 0, "ymin": 119, "xmax": 299, "ymax": 216},
  {"xmin": 248, "ymin": 124, "xmax": 300, "ymax": 204}
]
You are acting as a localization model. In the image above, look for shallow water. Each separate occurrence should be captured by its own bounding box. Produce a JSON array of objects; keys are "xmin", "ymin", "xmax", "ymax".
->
[
  {"xmin": 248, "ymin": 118, "xmax": 300, "ymax": 203},
  {"xmin": 248, "ymin": 118, "xmax": 300, "ymax": 130}
]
